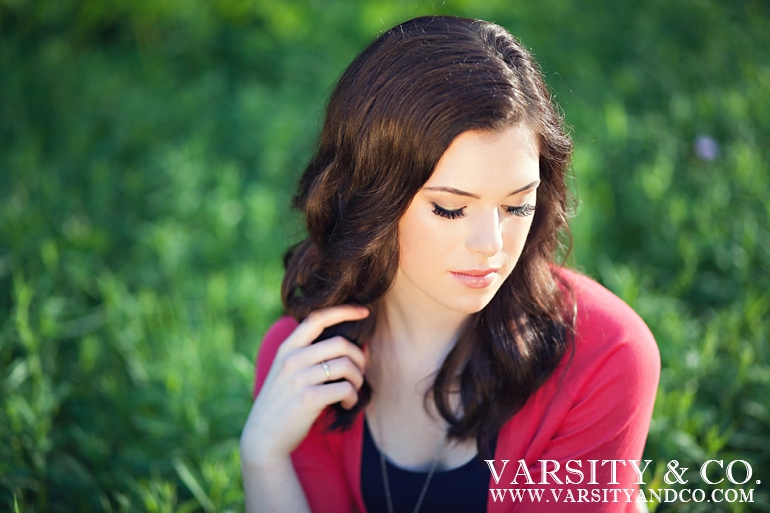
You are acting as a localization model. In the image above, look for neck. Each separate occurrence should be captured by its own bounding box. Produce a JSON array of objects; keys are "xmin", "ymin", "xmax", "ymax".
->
[
  {"xmin": 371, "ymin": 272, "xmax": 472, "ymax": 380},
  {"xmin": 365, "ymin": 272, "xmax": 475, "ymax": 429}
]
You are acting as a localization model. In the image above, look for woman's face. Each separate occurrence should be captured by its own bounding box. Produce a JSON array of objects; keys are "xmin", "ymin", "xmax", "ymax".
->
[{"xmin": 391, "ymin": 123, "xmax": 540, "ymax": 315}]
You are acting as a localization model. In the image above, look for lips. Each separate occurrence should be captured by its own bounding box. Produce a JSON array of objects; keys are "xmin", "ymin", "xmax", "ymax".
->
[{"xmin": 450, "ymin": 268, "xmax": 499, "ymax": 289}]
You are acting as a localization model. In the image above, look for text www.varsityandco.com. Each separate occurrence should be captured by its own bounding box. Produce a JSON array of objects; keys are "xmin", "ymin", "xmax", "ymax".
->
[
  {"xmin": 486, "ymin": 459, "xmax": 759, "ymax": 505},
  {"xmin": 488, "ymin": 487, "xmax": 755, "ymax": 504}
]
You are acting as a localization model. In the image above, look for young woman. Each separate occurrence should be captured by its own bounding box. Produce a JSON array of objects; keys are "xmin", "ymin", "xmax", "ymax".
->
[{"xmin": 240, "ymin": 15, "xmax": 660, "ymax": 513}]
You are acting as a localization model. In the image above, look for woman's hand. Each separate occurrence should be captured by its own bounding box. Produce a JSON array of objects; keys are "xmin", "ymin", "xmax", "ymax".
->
[{"xmin": 240, "ymin": 305, "xmax": 370, "ymax": 467}]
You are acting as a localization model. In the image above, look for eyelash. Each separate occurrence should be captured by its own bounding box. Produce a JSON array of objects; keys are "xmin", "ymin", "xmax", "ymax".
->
[{"xmin": 431, "ymin": 203, "xmax": 536, "ymax": 219}]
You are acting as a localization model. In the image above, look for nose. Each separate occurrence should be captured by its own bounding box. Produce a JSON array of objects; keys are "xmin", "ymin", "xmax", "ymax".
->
[{"xmin": 466, "ymin": 209, "xmax": 504, "ymax": 257}]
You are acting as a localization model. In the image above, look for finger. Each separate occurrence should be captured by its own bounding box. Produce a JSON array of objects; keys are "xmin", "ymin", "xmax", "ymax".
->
[
  {"xmin": 299, "ymin": 356, "xmax": 365, "ymax": 390},
  {"xmin": 281, "ymin": 305, "xmax": 370, "ymax": 351},
  {"xmin": 292, "ymin": 336, "xmax": 366, "ymax": 373},
  {"xmin": 313, "ymin": 380, "xmax": 360, "ymax": 410}
]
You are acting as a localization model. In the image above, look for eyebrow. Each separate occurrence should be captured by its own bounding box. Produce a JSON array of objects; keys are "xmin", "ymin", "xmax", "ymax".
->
[{"xmin": 424, "ymin": 180, "xmax": 541, "ymax": 199}]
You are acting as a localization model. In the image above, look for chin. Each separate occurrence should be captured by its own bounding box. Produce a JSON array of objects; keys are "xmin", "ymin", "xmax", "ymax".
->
[{"xmin": 442, "ymin": 293, "xmax": 497, "ymax": 315}]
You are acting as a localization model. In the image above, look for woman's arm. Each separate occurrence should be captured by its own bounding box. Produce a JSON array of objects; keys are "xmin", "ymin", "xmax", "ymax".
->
[
  {"xmin": 492, "ymin": 271, "xmax": 661, "ymax": 512},
  {"xmin": 516, "ymin": 341, "xmax": 659, "ymax": 512},
  {"xmin": 240, "ymin": 307, "xmax": 369, "ymax": 513},
  {"xmin": 241, "ymin": 454, "xmax": 310, "ymax": 513}
]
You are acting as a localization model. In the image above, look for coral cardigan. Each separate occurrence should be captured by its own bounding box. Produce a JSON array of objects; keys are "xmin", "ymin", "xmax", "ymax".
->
[{"xmin": 253, "ymin": 268, "xmax": 660, "ymax": 512}]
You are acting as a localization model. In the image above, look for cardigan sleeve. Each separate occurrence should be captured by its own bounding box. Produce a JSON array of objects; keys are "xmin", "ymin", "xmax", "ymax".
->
[
  {"xmin": 253, "ymin": 316, "xmax": 358, "ymax": 513},
  {"xmin": 502, "ymin": 271, "xmax": 660, "ymax": 512},
  {"xmin": 515, "ymin": 346, "xmax": 659, "ymax": 511}
]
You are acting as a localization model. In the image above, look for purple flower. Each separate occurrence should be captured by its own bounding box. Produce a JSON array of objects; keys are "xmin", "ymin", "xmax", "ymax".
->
[{"xmin": 694, "ymin": 135, "xmax": 720, "ymax": 161}]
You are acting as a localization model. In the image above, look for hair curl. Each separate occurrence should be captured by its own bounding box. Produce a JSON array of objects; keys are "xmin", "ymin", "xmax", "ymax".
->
[{"xmin": 281, "ymin": 15, "xmax": 575, "ymax": 458}]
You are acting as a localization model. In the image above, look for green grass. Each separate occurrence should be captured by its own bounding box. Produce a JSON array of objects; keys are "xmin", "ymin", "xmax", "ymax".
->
[{"xmin": 1, "ymin": 0, "xmax": 768, "ymax": 511}]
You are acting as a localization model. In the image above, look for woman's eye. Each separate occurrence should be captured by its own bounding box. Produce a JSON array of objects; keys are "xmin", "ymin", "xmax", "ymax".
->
[
  {"xmin": 505, "ymin": 204, "xmax": 536, "ymax": 217},
  {"xmin": 432, "ymin": 203, "xmax": 466, "ymax": 219}
]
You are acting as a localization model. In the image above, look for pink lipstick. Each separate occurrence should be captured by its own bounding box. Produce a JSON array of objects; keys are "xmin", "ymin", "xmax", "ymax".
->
[{"xmin": 450, "ymin": 269, "xmax": 498, "ymax": 289}]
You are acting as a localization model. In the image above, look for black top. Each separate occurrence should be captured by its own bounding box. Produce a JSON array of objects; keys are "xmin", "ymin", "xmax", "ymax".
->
[{"xmin": 361, "ymin": 416, "xmax": 495, "ymax": 513}]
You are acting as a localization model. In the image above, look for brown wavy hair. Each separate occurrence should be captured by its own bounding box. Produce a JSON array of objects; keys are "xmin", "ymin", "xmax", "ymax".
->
[{"xmin": 281, "ymin": 15, "xmax": 574, "ymax": 458}]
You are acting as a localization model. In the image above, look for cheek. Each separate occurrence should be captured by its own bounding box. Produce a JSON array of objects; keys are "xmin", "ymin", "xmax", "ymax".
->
[
  {"xmin": 397, "ymin": 208, "xmax": 428, "ymax": 267},
  {"xmin": 398, "ymin": 208, "xmax": 452, "ymax": 270},
  {"xmin": 503, "ymin": 218, "xmax": 535, "ymax": 259}
]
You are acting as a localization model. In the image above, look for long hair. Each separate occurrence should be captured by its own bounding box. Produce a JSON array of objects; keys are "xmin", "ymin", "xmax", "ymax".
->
[{"xmin": 281, "ymin": 16, "xmax": 574, "ymax": 458}]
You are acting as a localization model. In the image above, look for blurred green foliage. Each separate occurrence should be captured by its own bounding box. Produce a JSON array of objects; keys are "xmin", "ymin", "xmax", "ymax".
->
[{"xmin": 1, "ymin": 0, "xmax": 768, "ymax": 511}]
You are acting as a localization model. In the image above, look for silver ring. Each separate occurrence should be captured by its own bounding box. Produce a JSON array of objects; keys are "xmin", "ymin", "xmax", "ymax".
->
[{"xmin": 321, "ymin": 360, "xmax": 331, "ymax": 381}]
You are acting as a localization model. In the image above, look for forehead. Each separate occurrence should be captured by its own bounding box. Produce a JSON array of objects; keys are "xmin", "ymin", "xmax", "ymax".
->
[{"xmin": 425, "ymin": 124, "xmax": 540, "ymax": 189}]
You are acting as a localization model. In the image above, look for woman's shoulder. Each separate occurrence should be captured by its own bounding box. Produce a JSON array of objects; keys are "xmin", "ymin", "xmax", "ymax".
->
[
  {"xmin": 492, "ymin": 268, "xmax": 660, "ymax": 488},
  {"xmin": 554, "ymin": 266, "xmax": 660, "ymax": 391},
  {"xmin": 557, "ymin": 266, "xmax": 656, "ymax": 343},
  {"xmin": 253, "ymin": 315, "xmax": 300, "ymax": 398},
  {"xmin": 261, "ymin": 315, "xmax": 300, "ymax": 349}
]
